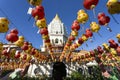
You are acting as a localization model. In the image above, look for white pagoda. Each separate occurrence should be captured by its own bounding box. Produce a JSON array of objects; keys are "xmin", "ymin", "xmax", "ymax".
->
[{"xmin": 41, "ymin": 14, "xmax": 68, "ymax": 53}]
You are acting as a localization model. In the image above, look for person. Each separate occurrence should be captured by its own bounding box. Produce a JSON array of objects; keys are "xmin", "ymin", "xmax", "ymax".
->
[{"xmin": 52, "ymin": 62, "xmax": 66, "ymax": 80}]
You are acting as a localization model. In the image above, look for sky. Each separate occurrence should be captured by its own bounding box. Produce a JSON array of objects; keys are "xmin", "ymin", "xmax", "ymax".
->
[{"xmin": 0, "ymin": 0, "xmax": 120, "ymax": 51}]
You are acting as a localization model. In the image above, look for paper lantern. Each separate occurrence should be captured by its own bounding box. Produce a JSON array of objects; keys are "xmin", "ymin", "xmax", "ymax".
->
[
  {"xmin": 28, "ymin": 0, "xmax": 42, "ymax": 6},
  {"xmin": 0, "ymin": 17, "xmax": 9, "ymax": 33},
  {"xmin": 77, "ymin": 9, "xmax": 89, "ymax": 24}
]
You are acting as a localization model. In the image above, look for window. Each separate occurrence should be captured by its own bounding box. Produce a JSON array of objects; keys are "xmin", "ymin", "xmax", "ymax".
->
[
  {"xmin": 56, "ymin": 31, "xmax": 58, "ymax": 34},
  {"xmin": 55, "ymin": 38, "xmax": 59, "ymax": 43}
]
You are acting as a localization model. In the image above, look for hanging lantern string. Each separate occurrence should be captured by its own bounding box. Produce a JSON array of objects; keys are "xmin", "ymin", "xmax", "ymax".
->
[
  {"xmin": 92, "ymin": 8, "xmax": 97, "ymax": 18},
  {"xmin": 0, "ymin": 8, "xmax": 29, "ymax": 42},
  {"xmin": 93, "ymin": 32, "xmax": 118, "ymax": 50},
  {"xmin": 111, "ymin": 14, "xmax": 119, "ymax": 24},
  {"xmin": 84, "ymin": 8, "xmax": 92, "ymax": 23}
]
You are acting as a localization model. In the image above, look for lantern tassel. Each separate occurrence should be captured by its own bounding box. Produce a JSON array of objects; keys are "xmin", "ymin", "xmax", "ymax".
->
[
  {"xmin": 106, "ymin": 25, "xmax": 112, "ymax": 32},
  {"xmin": 89, "ymin": 37, "xmax": 93, "ymax": 43}
]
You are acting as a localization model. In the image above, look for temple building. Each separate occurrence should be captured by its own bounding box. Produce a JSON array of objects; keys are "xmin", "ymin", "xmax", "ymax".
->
[{"xmin": 41, "ymin": 14, "xmax": 68, "ymax": 54}]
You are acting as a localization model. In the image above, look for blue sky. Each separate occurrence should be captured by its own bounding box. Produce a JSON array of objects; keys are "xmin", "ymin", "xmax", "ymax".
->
[{"xmin": 0, "ymin": 0, "xmax": 120, "ymax": 50}]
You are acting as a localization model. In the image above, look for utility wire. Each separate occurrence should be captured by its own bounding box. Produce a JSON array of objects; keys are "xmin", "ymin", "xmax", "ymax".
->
[{"xmin": 0, "ymin": 7, "xmax": 29, "ymax": 42}]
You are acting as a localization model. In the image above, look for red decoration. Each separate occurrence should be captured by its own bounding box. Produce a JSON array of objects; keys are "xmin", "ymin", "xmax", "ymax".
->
[
  {"xmin": 71, "ymin": 20, "xmax": 80, "ymax": 31},
  {"xmin": 97, "ymin": 46, "xmax": 104, "ymax": 54},
  {"xmin": 78, "ymin": 37, "xmax": 84, "ymax": 44},
  {"xmin": 21, "ymin": 43, "xmax": 29, "ymax": 50},
  {"xmin": 68, "ymin": 35, "xmax": 75, "ymax": 41},
  {"xmin": 30, "ymin": 48, "xmax": 36, "ymax": 55},
  {"xmin": 73, "ymin": 43, "xmax": 78, "ymax": 48},
  {"xmin": 83, "ymin": 0, "xmax": 99, "ymax": 10},
  {"xmin": 40, "ymin": 28, "xmax": 48, "ymax": 35},
  {"xmin": 108, "ymin": 39, "xmax": 118, "ymax": 49},
  {"xmin": 97, "ymin": 12, "xmax": 112, "ymax": 32},
  {"xmin": 116, "ymin": 46, "xmax": 120, "ymax": 56},
  {"xmin": 97, "ymin": 12, "xmax": 105, "ymax": 19},
  {"xmin": 10, "ymin": 28, "xmax": 18, "ymax": 34},
  {"xmin": 23, "ymin": 54, "xmax": 27, "ymax": 60},
  {"xmin": 90, "ymin": 50, "xmax": 95, "ymax": 57},
  {"xmin": 2, "ymin": 49, "xmax": 9, "ymax": 56},
  {"xmin": 85, "ymin": 53, "xmax": 89, "ymax": 58},
  {"xmin": 6, "ymin": 33, "xmax": 18, "ymax": 42},
  {"xmin": 15, "ymin": 51, "xmax": 21, "ymax": 58},
  {"xmin": 85, "ymin": 28, "xmax": 93, "ymax": 38},
  {"xmin": 32, "ymin": 5, "xmax": 45, "ymax": 20},
  {"xmin": 24, "ymin": 41, "xmax": 29, "ymax": 45},
  {"xmin": 98, "ymin": 16, "xmax": 110, "ymax": 25}
]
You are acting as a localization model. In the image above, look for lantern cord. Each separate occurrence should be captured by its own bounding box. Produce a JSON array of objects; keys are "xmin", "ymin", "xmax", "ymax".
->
[
  {"xmin": 97, "ymin": 32, "xmax": 102, "ymax": 37},
  {"xmin": 106, "ymin": 26, "xmax": 112, "ymax": 32},
  {"xmin": 92, "ymin": 8, "xmax": 97, "ymax": 18},
  {"xmin": 28, "ymin": 15, "xmax": 32, "ymax": 21},
  {"xmin": 84, "ymin": 8, "xmax": 92, "ymax": 23},
  {"xmin": 111, "ymin": 15, "xmax": 119, "ymax": 24}
]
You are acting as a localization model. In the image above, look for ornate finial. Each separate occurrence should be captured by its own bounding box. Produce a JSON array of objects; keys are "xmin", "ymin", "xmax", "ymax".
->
[{"xmin": 53, "ymin": 14, "xmax": 61, "ymax": 21}]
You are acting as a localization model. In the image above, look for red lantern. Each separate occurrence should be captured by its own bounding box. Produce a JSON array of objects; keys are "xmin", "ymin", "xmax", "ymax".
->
[
  {"xmin": 24, "ymin": 41, "xmax": 29, "ymax": 45},
  {"xmin": 73, "ymin": 43, "xmax": 78, "ymax": 48},
  {"xmin": 85, "ymin": 28, "xmax": 93, "ymax": 38},
  {"xmin": 45, "ymin": 39, "xmax": 50, "ymax": 43},
  {"xmin": 15, "ymin": 51, "xmax": 21, "ymax": 58},
  {"xmin": 66, "ymin": 42, "xmax": 71, "ymax": 47},
  {"xmin": 23, "ymin": 54, "xmax": 27, "ymax": 60},
  {"xmin": 98, "ymin": 12, "xmax": 112, "ymax": 32},
  {"xmin": 40, "ymin": 28, "xmax": 48, "ymax": 35},
  {"xmin": 108, "ymin": 39, "xmax": 118, "ymax": 49},
  {"xmin": 68, "ymin": 35, "xmax": 75, "ymax": 42},
  {"xmin": 116, "ymin": 46, "xmax": 120, "ymax": 56},
  {"xmin": 32, "ymin": 5, "xmax": 45, "ymax": 20},
  {"xmin": 90, "ymin": 50, "xmax": 95, "ymax": 57},
  {"xmin": 97, "ymin": 54, "xmax": 102, "ymax": 59},
  {"xmin": 83, "ymin": 0, "xmax": 99, "ymax": 10},
  {"xmin": 6, "ymin": 33, "xmax": 18, "ymax": 43},
  {"xmin": 21, "ymin": 44, "xmax": 28, "ymax": 50},
  {"xmin": 10, "ymin": 28, "xmax": 18, "ymax": 35},
  {"xmin": 85, "ymin": 53, "xmax": 89, "ymax": 58},
  {"xmin": 71, "ymin": 20, "xmax": 80, "ymax": 31},
  {"xmin": 30, "ymin": 48, "xmax": 36, "ymax": 55},
  {"xmin": 97, "ymin": 46, "xmax": 104, "ymax": 54},
  {"xmin": 78, "ymin": 37, "xmax": 84, "ymax": 44},
  {"xmin": 98, "ymin": 16, "xmax": 110, "ymax": 25},
  {"xmin": 98, "ymin": 12, "xmax": 105, "ymax": 19},
  {"xmin": 2, "ymin": 49, "xmax": 9, "ymax": 56}
]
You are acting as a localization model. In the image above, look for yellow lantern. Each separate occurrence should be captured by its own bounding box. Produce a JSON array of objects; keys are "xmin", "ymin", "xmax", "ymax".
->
[
  {"xmin": 110, "ymin": 48, "xmax": 117, "ymax": 55},
  {"xmin": 0, "ymin": 42, "xmax": 3, "ymax": 55},
  {"xmin": 82, "ymin": 34, "xmax": 88, "ymax": 41},
  {"xmin": 102, "ymin": 43, "xmax": 110, "ymax": 51},
  {"xmin": 71, "ymin": 30, "xmax": 78, "ymax": 37},
  {"xmin": 28, "ymin": 0, "xmax": 42, "ymax": 6},
  {"xmin": 10, "ymin": 49, "xmax": 16, "ymax": 59},
  {"xmin": 116, "ymin": 33, "xmax": 120, "ymax": 43},
  {"xmin": 36, "ymin": 18, "xmax": 47, "ymax": 28},
  {"xmin": 25, "ymin": 44, "xmax": 32, "ymax": 53},
  {"xmin": 19, "ymin": 36, "xmax": 24, "ymax": 41},
  {"xmin": 90, "ymin": 22, "xmax": 100, "ymax": 32},
  {"xmin": 0, "ymin": 17, "xmax": 9, "ymax": 33},
  {"xmin": 77, "ymin": 9, "xmax": 89, "ymax": 24},
  {"xmin": 14, "ymin": 36, "xmax": 24, "ymax": 47},
  {"xmin": 106, "ymin": 0, "xmax": 120, "ymax": 14}
]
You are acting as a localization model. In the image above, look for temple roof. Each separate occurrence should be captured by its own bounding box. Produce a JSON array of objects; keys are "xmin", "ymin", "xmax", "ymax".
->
[{"xmin": 52, "ymin": 14, "xmax": 61, "ymax": 22}]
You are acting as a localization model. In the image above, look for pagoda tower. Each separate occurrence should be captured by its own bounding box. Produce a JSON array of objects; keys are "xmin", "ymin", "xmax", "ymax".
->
[{"xmin": 47, "ymin": 14, "xmax": 68, "ymax": 54}]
